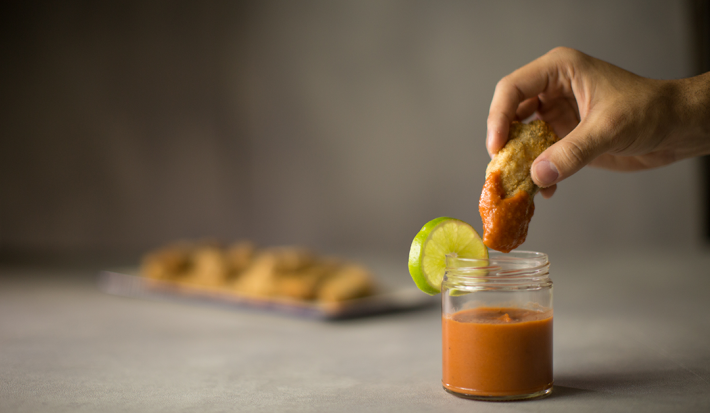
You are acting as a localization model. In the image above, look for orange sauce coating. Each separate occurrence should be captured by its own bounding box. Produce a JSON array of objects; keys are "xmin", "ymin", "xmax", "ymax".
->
[
  {"xmin": 442, "ymin": 307, "xmax": 553, "ymax": 397},
  {"xmin": 479, "ymin": 171, "xmax": 534, "ymax": 253}
]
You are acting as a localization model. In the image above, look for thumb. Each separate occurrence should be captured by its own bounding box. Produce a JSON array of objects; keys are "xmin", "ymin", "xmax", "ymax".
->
[{"xmin": 531, "ymin": 118, "xmax": 611, "ymax": 188}]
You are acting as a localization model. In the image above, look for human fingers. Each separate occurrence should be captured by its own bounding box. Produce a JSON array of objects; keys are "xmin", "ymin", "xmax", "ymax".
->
[
  {"xmin": 516, "ymin": 97, "xmax": 540, "ymax": 121},
  {"xmin": 539, "ymin": 184, "xmax": 557, "ymax": 199},
  {"xmin": 530, "ymin": 115, "xmax": 612, "ymax": 187},
  {"xmin": 536, "ymin": 94, "xmax": 580, "ymax": 139},
  {"xmin": 487, "ymin": 51, "xmax": 564, "ymax": 156}
]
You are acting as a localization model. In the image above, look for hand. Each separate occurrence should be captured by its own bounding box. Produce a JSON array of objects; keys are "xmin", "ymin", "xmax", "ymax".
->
[{"xmin": 486, "ymin": 47, "xmax": 710, "ymax": 199}]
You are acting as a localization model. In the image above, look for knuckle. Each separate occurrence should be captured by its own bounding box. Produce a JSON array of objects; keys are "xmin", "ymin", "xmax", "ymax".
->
[
  {"xmin": 547, "ymin": 46, "xmax": 577, "ymax": 61},
  {"xmin": 547, "ymin": 47, "xmax": 588, "ymax": 70},
  {"xmin": 558, "ymin": 139, "xmax": 590, "ymax": 168},
  {"xmin": 495, "ymin": 76, "xmax": 512, "ymax": 93},
  {"xmin": 547, "ymin": 46, "xmax": 572, "ymax": 56}
]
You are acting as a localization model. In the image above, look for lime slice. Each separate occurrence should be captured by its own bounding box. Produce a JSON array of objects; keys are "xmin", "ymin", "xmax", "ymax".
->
[{"xmin": 408, "ymin": 217, "xmax": 488, "ymax": 295}]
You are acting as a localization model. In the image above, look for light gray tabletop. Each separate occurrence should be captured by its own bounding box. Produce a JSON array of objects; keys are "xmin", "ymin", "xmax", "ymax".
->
[{"xmin": 2, "ymin": 248, "xmax": 709, "ymax": 413}]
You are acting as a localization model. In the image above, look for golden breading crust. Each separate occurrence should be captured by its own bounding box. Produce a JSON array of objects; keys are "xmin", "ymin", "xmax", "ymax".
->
[
  {"xmin": 479, "ymin": 120, "xmax": 559, "ymax": 253},
  {"xmin": 485, "ymin": 120, "xmax": 559, "ymax": 198}
]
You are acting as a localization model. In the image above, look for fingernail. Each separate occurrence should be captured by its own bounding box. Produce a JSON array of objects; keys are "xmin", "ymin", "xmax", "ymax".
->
[
  {"xmin": 533, "ymin": 160, "xmax": 559, "ymax": 187},
  {"xmin": 486, "ymin": 130, "xmax": 494, "ymax": 158}
]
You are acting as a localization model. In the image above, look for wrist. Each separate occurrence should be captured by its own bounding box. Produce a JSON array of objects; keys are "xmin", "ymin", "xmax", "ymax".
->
[{"xmin": 672, "ymin": 73, "xmax": 710, "ymax": 157}]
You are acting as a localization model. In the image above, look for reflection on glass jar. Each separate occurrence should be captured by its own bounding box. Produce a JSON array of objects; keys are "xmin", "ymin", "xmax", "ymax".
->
[{"xmin": 442, "ymin": 251, "xmax": 553, "ymax": 401}]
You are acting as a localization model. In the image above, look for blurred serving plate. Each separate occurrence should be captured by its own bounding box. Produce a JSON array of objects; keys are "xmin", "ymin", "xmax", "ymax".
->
[{"xmin": 97, "ymin": 268, "xmax": 436, "ymax": 320}]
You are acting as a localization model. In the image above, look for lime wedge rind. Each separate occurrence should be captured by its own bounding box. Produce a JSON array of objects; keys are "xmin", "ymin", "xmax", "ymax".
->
[{"xmin": 408, "ymin": 217, "xmax": 488, "ymax": 295}]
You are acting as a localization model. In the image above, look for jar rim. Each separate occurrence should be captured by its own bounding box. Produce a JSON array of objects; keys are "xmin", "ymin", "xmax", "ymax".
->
[
  {"xmin": 445, "ymin": 251, "xmax": 549, "ymax": 280},
  {"xmin": 446, "ymin": 251, "xmax": 548, "ymax": 268}
]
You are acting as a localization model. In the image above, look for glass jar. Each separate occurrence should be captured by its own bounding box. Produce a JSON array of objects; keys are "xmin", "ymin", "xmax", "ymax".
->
[{"xmin": 442, "ymin": 251, "xmax": 553, "ymax": 401}]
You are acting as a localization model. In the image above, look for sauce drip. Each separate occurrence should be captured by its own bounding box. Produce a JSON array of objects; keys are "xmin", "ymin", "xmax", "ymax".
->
[{"xmin": 479, "ymin": 171, "xmax": 534, "ymax": 253}]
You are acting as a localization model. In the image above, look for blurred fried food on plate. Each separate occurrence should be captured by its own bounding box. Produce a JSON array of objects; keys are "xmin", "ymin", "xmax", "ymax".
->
[{"xmin": 141, "ymin": 240, "xmax": 375, "ymax": 303}]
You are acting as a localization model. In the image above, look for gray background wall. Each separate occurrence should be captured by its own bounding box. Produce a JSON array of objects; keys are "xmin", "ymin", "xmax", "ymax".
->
[{"xmin": 1, "ymin": 0, "xmax": 705, "ymax": 259}]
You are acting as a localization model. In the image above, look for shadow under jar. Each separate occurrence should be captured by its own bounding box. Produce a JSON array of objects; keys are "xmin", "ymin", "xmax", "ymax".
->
[{"xmin": 442, "ymin": 251, "xmax": 553, "ymax": 401}]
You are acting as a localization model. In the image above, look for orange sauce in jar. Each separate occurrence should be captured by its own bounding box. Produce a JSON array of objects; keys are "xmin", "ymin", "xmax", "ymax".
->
[
  {"xmin": 479, "ymin": 171, "xmax": 534, "ymax": 253},
  {"xmin": 442, "ymin": 307, "xmax": 553, "ymax": 398}
]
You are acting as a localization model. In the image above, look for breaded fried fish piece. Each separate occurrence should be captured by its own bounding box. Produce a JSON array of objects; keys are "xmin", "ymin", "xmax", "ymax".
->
[
  {"xmin": 141, "ymin": 241, "xmax": 193, "ymax": 280},
  {"xmin": 479, "ymin": 120, "xmax": 559, "ymax": 252},
  {"xmin": 317, "ymin": 264, "xmax": 374, "ymax": 303}
]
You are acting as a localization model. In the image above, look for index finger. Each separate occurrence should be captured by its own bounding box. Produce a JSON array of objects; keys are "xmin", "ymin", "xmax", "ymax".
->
[{"xmin": 486, "ymin": 51, "xmax": 561, "ymax": 156}]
